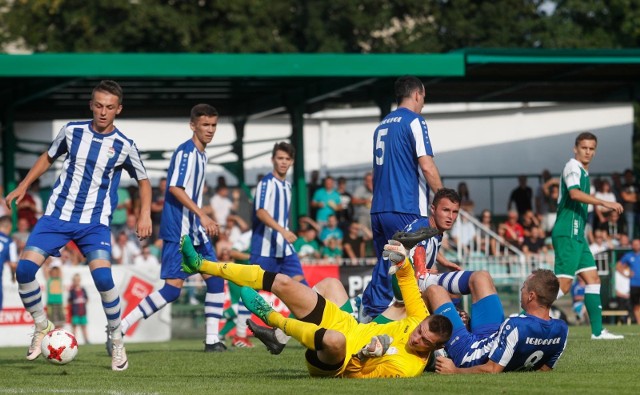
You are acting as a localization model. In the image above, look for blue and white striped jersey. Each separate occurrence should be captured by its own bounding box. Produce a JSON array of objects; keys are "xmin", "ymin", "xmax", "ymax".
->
[
  {"xmin": 159, "ymin": 139, "xmax": 209, "ymax": 245},
  {"xmin": 371, "ymin": 107, "xmax": 434, "ymax": 217},
  {"xmin": 458, "ymin": 315, "xmax": 568, "ymax": 371},
  {"xmin": 251, "ymin": 173, "xmax": 295, "ymax": 258},
  {"xmin": 45, "ymin": 121, "xmax": 148, "ymax": 226}
]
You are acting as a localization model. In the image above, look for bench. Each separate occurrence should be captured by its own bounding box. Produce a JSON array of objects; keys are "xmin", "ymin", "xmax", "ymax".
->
[{"xmin": 601, "ymin": 310, "xmax": 630, "ymax": 325}]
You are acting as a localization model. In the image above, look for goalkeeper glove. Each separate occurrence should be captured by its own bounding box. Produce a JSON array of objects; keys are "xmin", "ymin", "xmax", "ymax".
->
[
  {"xmin": 354, "ymin": 334, "xmax": 393, "ymax": 360},
  {"xmin": 383, "ymin": 240, "xmax": 409, "ymax": 275}
]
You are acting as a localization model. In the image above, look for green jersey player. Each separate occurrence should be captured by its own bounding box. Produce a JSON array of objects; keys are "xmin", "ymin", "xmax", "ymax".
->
[{"xmin": 552, "ymin": 132, "xmax": 624, "ymax": 340}]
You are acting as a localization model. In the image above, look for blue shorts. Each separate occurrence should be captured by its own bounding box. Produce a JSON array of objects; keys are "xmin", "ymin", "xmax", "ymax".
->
[
  {"xmin": 362, "ymin": 213, "xmax": 426, "ymax": 317},
  {"xmin": 438, "ymin": 294, "xmax": 504, "ymax": 367},
  {"xmin": 250, "ymin": 254, "xmax": 304, "ymax": 278},
  {"xmin": 26, "ymin": 216, "xmax": 111, "ymax": 258},
  {"xmin": 161, "ymin": 240, "xmax": 217, "ymax": 280}
]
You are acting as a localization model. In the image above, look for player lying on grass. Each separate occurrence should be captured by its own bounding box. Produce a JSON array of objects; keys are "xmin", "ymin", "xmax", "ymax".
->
[
  {"xmin": 245, "ymin": 188, "xmax": 462, "ymax": 354},
  {"xmin": 180, "ymin": 230, "xmax": 453, "ymax": 378},
  {"xmin": 419, "ymin": 268, "xmax": 569, "ymax": 373}
]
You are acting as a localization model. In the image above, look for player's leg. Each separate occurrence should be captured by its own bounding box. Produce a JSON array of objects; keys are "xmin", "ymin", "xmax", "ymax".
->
[
  {"xmin": 419, "ymin": 270, "xmax": 474, "ymax": 294},
  {"xmin": 241, "ymin": 287, "xmax": 347, "ymax": 368},
  {"xmin": 203, "ymin": 273, "xmax": 226, "ymax": 351},
  {"xmin": 77, "ymin": 223, "xmax": 128, "ymax": 370},
  {"xmin": 576, "ymin": 241, "xmax": 623, "ymax": 339},
  {"xmin": 121, "ymin": 241, "xmax": 185, "ymax": 335},
  {"xmin": 16, "ymin": 217, "xmax": 67, "ymax": 359}
]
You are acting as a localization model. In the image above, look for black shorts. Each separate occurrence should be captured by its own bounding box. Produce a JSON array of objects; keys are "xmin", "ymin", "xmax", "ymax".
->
[{"xmin": 630, "ymin": 286, "xmax": 640, "ymax": 306}]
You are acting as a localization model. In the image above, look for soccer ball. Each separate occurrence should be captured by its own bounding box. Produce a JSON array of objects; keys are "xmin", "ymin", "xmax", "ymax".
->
[{"xmin": 41, "ymin": 329, "xmax": 78, "ymax": 365}]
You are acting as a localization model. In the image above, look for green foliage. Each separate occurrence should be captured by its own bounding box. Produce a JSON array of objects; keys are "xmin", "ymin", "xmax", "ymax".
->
[
  {"xmin": 1, "ymin": 326, "xmax": 640, "ymax": 393},
  {"xmin": 3, "ymin": 0, "xmax": 638, "ymax": 53}
]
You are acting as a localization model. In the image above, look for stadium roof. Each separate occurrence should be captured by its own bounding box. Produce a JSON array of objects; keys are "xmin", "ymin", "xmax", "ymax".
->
[{"xmin": 1, "ymin": 49, "xmax": 640, "ymax": 121}]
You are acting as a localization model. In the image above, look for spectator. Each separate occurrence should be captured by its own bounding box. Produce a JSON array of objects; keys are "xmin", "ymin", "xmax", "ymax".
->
[
  {"xmin": 28, "ymin": 179, "xmax": 44, "ymax": 220},
  {"xmin": 133, "ymin": 243, "xmax": 160, "ymax": 269},
  {"xmin": 111, "ymin": 231, "xmax": 140, "ymax": 265},
  {"xmin": 522, "ymin": 226, "xmax": 547, "ymax": 257},
  {"xmin": 321, "ymin": 236, "xmax": 343, "ymax": 263},
  {"xmin": 614, "ymin": 262, "xmax": 631, "ymax": 324},
  {"xmin": 450, "ymin": 214, "xmax": 476, "ymax": 252},
  {"xmin": 508, "ymin": 175, "xmax": 533, "ymax": 219},
  {"xmin": 68, "ymin": 273, "xmax": 90, "ymax": 344},
  {"xmin": 540, "ymin": 179, "xmax": 560, "ymax": 236},
  {"xmin": 292, "ymin": 227, "xmax": 321, "ymax": 261},
  {"xmin": 600, "ymin": 210, "xmax": 626, "ymax": 246},
  {"xmin": 215, "ymin": 228, "xmax": 233, "ymax": 256},
  {"xmin": 343, "ymin": 222, "xmax": 372, "ymax": 261},
  {"xmin": 457, "ymin": 182, "xmax": 473, "ymax": 208},
  {"xmin": 476, "ymin": 209, "xmax": 497, "ymax": 256},
  {"xmin": 311, "ymin": 175, "xmax": 342, "ymax": 226},
  {"xmin": 618, "ymin": 234, "xmax": 632, "ymax": 249},
  {"xmin": 593, "ymin": 179, "xmax": 617, "ymax": 230},
  {"xmin": 351, "ymin": 172, "xmax": 373, "ymax": 230},
  {"xmin": 16, "ymin": 179, "xmax": 38, "ymax": 228},
  {"xmin": 11, "ymin": 217, "xmax": 31, "ymax": 255},
  {"xmin": 617, "ymin": 239, "xmax": 640, "ymax": 325},
  {"xmin": 336, "ymin": 176, "xmax": 354, "ymax": 230},
  {"xmin": 319, "ymin": 214, "xmax": 343, "ymax": 245},
  {"xmin": 501, "ymin": 210, "xmax": 525, "ymax": 248},
  {"xmin": 535, "ymin": 169, "xmax": 554, "ymax": 215},
  {"xmin": 521, "ymin": 210, "xmax": 540, "ymax": 238},
  {"xmin": 110, "ymin": 186, "xmax": 131, "ymax": 235},
  {"xmin": 123, "ymin": 213, "xmax": 142, "ymax": 249},
  {"xmin": 225, "ymin": 214, "xmax": 249, "ymax": 246},
  {"xmin": 210, "ymin": 184, "xmax": 238, "ymax": 228},
  {"xmin": 150, "ymin": 177, "xmax": 167, "ymax": 241},
  {"xmin": 307, "ymin": 170, "xmax": 321, "ymax": 220},
  {"xmin": 589, "ymin": 229, "xmax": 614, "ymax": 255},
  {"xmin": 46, "ymin": 262, "xmax": 65, "ymax": 328},
  {"xmin": 620, "ymin": 169, "xmax": 638, "ymax": 240}
]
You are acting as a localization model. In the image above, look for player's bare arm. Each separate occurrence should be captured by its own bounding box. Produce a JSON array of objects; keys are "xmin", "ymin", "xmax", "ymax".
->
[
  {"xmin": 256, "ymin": 208, "xmax": 297, "ymax": 243},
  {"xmin": 5, "ymin": 152, "xmax": 54, "ymax": 208},
  {"xmin": 418, "ymin": 155, "xmax": 443, "ymax": 192},
  {"xmin": 568, "ymin": 188, "xmax": 623, "ymax": 214},
  {"xmin": 169, "ymin": 185, "xmax": 219, "ymax": 237},
  {"xmin": 135, "ymin": 178, "xmax": 153, "ymax": 240},
  {"xmin": 435, "ymin": 356, "xmax": 504, "ymax": 374},
  {"xmin": 436, "ymin": 251, "xmax": 461, "ymax": 271}
]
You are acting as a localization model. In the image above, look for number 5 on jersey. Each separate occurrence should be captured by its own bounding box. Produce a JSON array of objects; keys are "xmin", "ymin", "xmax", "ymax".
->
[{"xmin": 376, "ymin": 129, "xmax": 388, "ymax": 165}]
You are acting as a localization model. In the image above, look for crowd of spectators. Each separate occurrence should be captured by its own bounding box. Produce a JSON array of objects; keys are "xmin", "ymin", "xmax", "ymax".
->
[{"xmin": 5, "ymin": 167, "xmax": 640, "ymax": 269}]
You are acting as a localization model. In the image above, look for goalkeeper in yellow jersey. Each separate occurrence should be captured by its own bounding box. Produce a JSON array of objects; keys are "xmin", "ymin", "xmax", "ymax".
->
[{"xmin": 180, "ymin": 229, "xmax": 452, "ymax": 378}]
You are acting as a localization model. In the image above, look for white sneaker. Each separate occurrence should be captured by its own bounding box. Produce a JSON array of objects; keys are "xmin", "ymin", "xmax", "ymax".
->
[
  {"xmin": 112, "ymin": 342, "xmax": 129, "ymax": 371},
  {"xmin": 591, "ymin": 328, "xmax": 624, "ymax": 340},
  {"xmin": 27, "ymin": 320, "xmax": 54, "ymax": 360}
]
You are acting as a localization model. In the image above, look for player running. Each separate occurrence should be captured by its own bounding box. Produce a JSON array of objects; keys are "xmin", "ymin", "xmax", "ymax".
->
[{"xmin": 5, "ymin": 80, "xmax": 152, "ymax": 371}]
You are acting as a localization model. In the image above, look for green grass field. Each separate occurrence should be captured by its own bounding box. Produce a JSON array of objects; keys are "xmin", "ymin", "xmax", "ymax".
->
[{"xmin": 2, "ymin": 325, "xmax": 639, "ymax": 394}]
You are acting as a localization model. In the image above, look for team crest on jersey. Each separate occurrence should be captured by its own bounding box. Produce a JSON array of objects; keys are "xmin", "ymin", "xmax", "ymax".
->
[{"xmin": 106, "ymin": 147, "xmax": 115, "ymax": 158}]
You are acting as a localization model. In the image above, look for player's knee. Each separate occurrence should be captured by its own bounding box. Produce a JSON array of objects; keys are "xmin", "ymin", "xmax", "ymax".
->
[
  {"xmin": 16, "ymin": 260, "xmax": 40, "ymax": 283},
  {"xmin": 313, "ymin": 278, "xmax": 341, "ymax": 297},
  {"xmin": 470, "ymin": 270, "xmax": 493, "ymax": 287},
  {"xmin": 90, "ymin": 267, "xmax": 115, "ymax": 291},
  {"xmin": 273, "ymin": 273, "xmax": 295, "ymax": 290},
  {"xmin": 321, "ymin": 330, "xmax": 346, "ymax": 356}
]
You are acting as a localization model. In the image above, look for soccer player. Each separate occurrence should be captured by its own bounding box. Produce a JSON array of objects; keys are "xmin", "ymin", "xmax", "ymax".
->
[
  {"xmin": 120, "ymin": 104, "xmax": 226, "ymax": 352},
  {"xmin": 552, "ymin": 132, "xmax": 624, "ymax": 340},
  {"xmin": 5, "ymin": 80, "xmax": 152, "ymax": 371},
  {"xmin": 0, "ymin": 215, "xmax": 18, "ymax": 312},
  {"xmin": 427, "ymin": 269, "xmax": 568, "ymax": 373},
  {"xmin": 363, "ymin": 75, "xmax": 452, "ymax": 320},
  {"xmin": 250, "ymin": 142, "xmax": 307, "ymax": 284},
  {"xmin": 180, "ymin": 231, "xmax": 452, "ymax": 378}
]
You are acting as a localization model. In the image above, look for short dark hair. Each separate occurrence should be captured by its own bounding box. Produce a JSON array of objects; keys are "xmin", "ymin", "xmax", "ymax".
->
[
  {"xmin": 575, "ymin": 132, "xmax": 597, "ymax": 146},
  {"xmin": 394, "ymin": 76, "xmax": 424, "ymax": 104},
  {"xmin": 526, "ymin": 269, "xmax": 560, "ymax": 308},
  {"xmin": 427, "ymin": 314, "xmax": 453, "ymax": 345},
  {"xmin": 190, "ymin": 104, "xmax": 218, "ymax": 122},
  {"xmin": 92, "ymin": 80, "xmax": 123, "ymax": 104},
  {"xmin": 432, "ymin": 188, "xmax": 460, "ymax": 207},
  {"xmin": 272, "ymin": 141, "xmax": 295, "ymax": 160}
]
